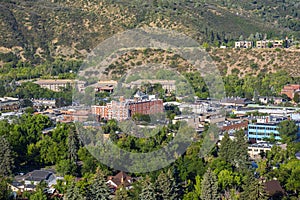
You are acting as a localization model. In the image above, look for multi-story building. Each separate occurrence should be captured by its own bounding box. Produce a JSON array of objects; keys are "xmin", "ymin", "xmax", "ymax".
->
[
  {"xmin": 247, "ymin": 116, "xmax": 286, "ymax": 142},
  {"xmin": 125, "ymin": 79, "xmax": 176, "ymax": 93},
  {"xmin": 235, "ymin": 41, "xmax": 253, "ymax": 48},
  {"xmin": 256, "ymin": 40, "xmax": 283, "ymax": 48},
  {"xmin": 92, "ymin": 93, "xmax": 163, "ymax": 121},
  {"xmin": 35, "ymin": 79, "xmax": 85, "ymax": 92},
  {"xmin": 281, "ymin": 84, "xmax": 300, "ymax": 99}
]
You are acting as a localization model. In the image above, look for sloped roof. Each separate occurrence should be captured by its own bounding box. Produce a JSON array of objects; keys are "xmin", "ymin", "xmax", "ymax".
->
[
  {"xmin": 264, "ymin": 180, "xmax": 285, "ymax": 196},
  {"xmin": 108, "ymin": 171, "xmax": 133, "ymax": 187}
]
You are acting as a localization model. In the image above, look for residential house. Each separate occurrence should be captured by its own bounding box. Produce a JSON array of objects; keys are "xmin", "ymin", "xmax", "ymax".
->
[
  {"xmin": 107, "ymin": 171, "xmax": 134, "ymax": 192},
  {"xmin": 257, "ymin": 96, "xmax": 287, "ymax": 105}
]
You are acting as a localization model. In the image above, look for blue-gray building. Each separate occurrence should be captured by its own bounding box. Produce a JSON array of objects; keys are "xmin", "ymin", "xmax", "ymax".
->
[{"xmin": 247, "ymin": 116, "xmax": 286, "ymax": 142}]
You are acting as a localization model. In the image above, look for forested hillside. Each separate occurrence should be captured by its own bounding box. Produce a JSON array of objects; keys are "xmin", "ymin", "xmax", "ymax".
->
[{"xmin": 0, "ymin": 0, "xmax": 299, "ymax": 64}]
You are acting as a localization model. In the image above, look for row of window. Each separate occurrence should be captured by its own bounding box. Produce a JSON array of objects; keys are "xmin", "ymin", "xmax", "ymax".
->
[
  {"xmin": 248, "ymin": 132, "xmax": 280, "ymax": 136},
  {"xmin": 248, "ymin": 126, "xmax": 277, "ymax": 131}
]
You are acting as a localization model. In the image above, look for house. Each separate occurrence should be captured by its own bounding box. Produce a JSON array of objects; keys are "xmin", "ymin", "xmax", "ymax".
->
[
  {"xmin": 23, "ymin": 170, "xmax": 56, "ymax": 186},
  {"xmin": 257, "ymin": 96, "xmax": 287, "ymax": 105},
  {"xmin": 235, "ymin": 41, "xmax": 253, "ymax": 48},
  {"xmin": 107, "ymin": 171, "xmax": 134, "ymax": 192},
  {"xmin": 281, "ymin": 84, "xmax": 300, "ymax": 99}
]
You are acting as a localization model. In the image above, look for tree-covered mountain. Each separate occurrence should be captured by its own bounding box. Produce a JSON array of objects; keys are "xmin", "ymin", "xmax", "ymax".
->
[{"xmin": 0, "ymin": 0, "xmax": 299, "ymax": 64}]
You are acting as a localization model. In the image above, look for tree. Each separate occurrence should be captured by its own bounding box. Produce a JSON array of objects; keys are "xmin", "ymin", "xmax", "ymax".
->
[
  {"xmin": 0, "ymin": 178, "xmax": 10, "ymax": 200},
  {"xmin": 29, "ymin": 189, "xmax": 47, "ymax": 200},
  {"xmin": 0, "ymin": 136, "xmax": 14, "ymax": 177},
  {"xmin": 86, "ymin": 168, "xmax": 110, "ymax": 200},
  {"xmin": 139, "ymin": 176, "xmax": 156, "ymax": 200},
  {"xmin": 200, "ymin": 168, "xmax": 219, "ymax": 200},
  {"xmin": 241, "ymin": 175, "xmax": 268, "ymax": 200},
  {"xmin": 114, "ymin": 185, "xmax": 130, "ymax": 200},
  {"xmin": 233, "ymin": 130, "xmax": 249, "ymax": 169},
  {"xmin": 68, "ymin": 127, "xmax": 79, "ymax": 162},
  {"xmin": 278, "ymin": 120, "xmax": 298, "ymax": 142},
  {"xmin": 65, "ymin": 181, "xmax": 85, "ymax": 200},
  {"xmin": 155, "ymin": 169, "xmax": 179, "ymax": 200},
  {"xmin": 219, "ymin": 133, "xmax": 234, "ymax": 163},
  {"xmin": 293, "ymin": 92, "xmax": 300, "ymax": 103}
]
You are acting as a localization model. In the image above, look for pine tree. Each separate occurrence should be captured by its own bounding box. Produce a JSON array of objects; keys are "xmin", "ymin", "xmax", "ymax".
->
[
  {"xmin": 0, "ymin": 135, "xmax": 14, "ymax": 177},
  {"xmin": 114, "ymin": 185, "xmax": 130, "ymax": 200},
  {"xmin": 219, "ymin": 132, "xmax": 234, "ymax": 163},
  {"xmin": 156, "ymin": 169, "xmax": 179, "ymax": 200},
  {"xmin": 86, "ymin": 168, "xmax": 111, "ymax": 200},
  {"xmin": 233, "ymin": 130, "xmax": 249, "ymax": 169},
  {"xmin": 241, "ymin": 175, "xmax": 268, "ymax": 200},
  {"xmin": 68, "ymin": 127, "xmax": 79, "ymax": 163},
  {"xmin": 139, "ymin": 175, "xmax": 156, "ymax": 200},
  {"xmin": 200, "ymin": 168, "xmax": 219, "ymax": 200},
  {"xmin": 65, "ymin": 181, "xmax": 85, "ymax": 200}
]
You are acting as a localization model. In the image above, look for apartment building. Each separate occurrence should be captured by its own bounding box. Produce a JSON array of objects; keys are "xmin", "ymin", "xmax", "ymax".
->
[
  {"xmin": 247, "ymin": 116, "xmax": 286, "ymax": 142},
  {"xmin": 256, "ymin": 40, "xmax": 283, "ymax": 48},
  {"xmin": 35, "ymin": 79, "xmax": 85, "ymax": 92},
  {"xmin": 92, "ymin": 93, "xmax": 163, "ymax": 121}
]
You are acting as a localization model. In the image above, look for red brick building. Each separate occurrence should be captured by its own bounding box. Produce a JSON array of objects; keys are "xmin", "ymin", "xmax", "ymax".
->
[
  {"xmin": 281, "ymin": 84, "xmax": 300, "ymax": 99},
  {"xmin": 128, "ymin": 99, "xmax": 163, "ymax": 116}
]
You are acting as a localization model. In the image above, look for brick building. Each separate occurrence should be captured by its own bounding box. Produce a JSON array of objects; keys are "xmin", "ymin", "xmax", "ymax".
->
[
  {"xmin": 281, "ymin": 84, "xmax": 300, "ymax": 99},
  {"xmin": 92, "ymin": 95, "xmax": 163, "ymax": 121}
]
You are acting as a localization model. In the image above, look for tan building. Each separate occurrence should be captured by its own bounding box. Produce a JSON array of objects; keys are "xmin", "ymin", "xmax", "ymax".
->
[
  {"xmin": 248, "ymin": 142, "xmax": 273, "ymax": 159},
  {"xmin": 256, "ymin": 40, "xmax": 283, "ymax": 48},
  {"xmin": 35, "ymin": 79, "xmax": 85, "ymax": 92},
  {"xmin": 125, "ymin": 79, "xmax": 176, "ymax": 93},
  {"xmin": 235, "ymin": 41, "xmax": 253, "ymax": 48}
]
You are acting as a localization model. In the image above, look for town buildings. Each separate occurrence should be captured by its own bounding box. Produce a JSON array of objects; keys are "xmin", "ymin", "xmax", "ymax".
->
[
  {"xmin": 256, "ymin": 40, "xmax": 284, "ymax": 48},
  {"xmin": 235, "ymin": 41, "xmax": 253, "ymax": 48},
  {"xmin": 35, "ymin": 79, "xmax": 85, "ymax": 92}
]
